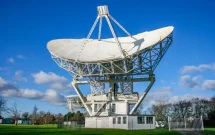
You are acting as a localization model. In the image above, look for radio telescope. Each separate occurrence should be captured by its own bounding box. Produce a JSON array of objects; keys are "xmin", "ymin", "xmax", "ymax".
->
[{"xmin": 47, "ymin": 5, "xmax": 174, "ymax": 129}]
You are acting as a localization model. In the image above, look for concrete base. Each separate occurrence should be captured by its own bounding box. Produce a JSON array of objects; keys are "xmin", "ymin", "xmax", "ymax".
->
[{"xmin": 85, "ymin": 115, "xmax": 155, "ymax": 130}]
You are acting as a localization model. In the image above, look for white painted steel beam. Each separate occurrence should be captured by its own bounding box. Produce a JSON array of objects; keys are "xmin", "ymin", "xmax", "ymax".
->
[
  {"xmin": 72, "ymin": 81, "xmax": 92, "ymax": 116},
  {"xmin": 129, "ymin": 77, "xmax": 155, "ymax": 114}
]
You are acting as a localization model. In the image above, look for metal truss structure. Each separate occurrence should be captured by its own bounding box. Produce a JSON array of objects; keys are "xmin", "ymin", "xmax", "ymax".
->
[
  {"xmin": 120, "ymin": 75, "xmax": 133, "ymax": 94},
  {"xmin": 49, "ymin": 5, "xmax": 174, "ymax": 115},
  {"xmin": 66, "ymin": 95, "xmax": 84, "ymax": 112},
  {"xmin": 51, "ymin": 34, "xmax": 173, "ymax": 78},
  {"xmin": 89, "ymin": 77, "xmax": 105, "ymax": 95}
]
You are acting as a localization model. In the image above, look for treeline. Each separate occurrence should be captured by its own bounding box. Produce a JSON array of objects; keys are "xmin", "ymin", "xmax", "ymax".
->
[
  {"xmin": 146, "ymin": 96, "xmax": 215, "ymax": 121},
  {"xmin": 63, "ymin": 111, "xmax": 85, "ymax": 122},
  {"xmin": 0, "ymin": 96, "xmax": 85, "ymax": 125},
  {"xmin": 18, "ymin": 106, "xmax": 85, "ymax": 125}
]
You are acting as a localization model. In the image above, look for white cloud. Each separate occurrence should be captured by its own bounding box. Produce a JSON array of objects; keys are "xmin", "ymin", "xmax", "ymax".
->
[
  {"xmin": 18, "ymin": 89, "xmax": 44, "ymax": 99},
  {"xmin": 1, "ymin": 89, "xmax": 18, "ymax": 97},
  {"xmin": 8, "ymin": 57, "xmax": 14, "ymax": 63},
  {"xmin": 1, "ymin": 88, "xmax": 44, "ymax": 99},
  {"xmin": 144, "ymin": 87, "xmax": 172, "ymax": 105},
  {"xmin": 43, "ymin": 89, "xmax": 66, "ymax": 106},
  {"xmin": 202, "ymin": 80, "xmax": 215, "ymax": 90},
  {"xmin": 32, "ymin": 71, "xmax": 71, "ymax": 91},
  {"xmin": 14, "ymin": 71, "xmax": 27, "ymax": 82},
  {"xmin": 179, "ymin": 74, "xmax": 215, "ymax": 91},
  {"xmin": 17, "ymin": 55, "xmax": 25, "ymax": 59},
  {"xmin": 0, "ymin": 77, "xmax": 66, "ymax": 106},
  {"xmin": 0, "ymin": 78, "xmax": 39, "ymax": 99},
  {"xmin": 180, "ymin": 63, "xmax": 215, "ymax": 74},
  {"xmin": 50, "ymin": 83, "xmax": 65, "ymax": 90},
  {"xmin": 179, "ymin": 75, "xmax": 202, "ymax": 89},
  {"xmin": 32, "ymin": 71, "xmax": 68, "ymax": 84},
  {"xmin": 0, "ymin": 77, "xmax": 7, "ymax": 87},
  {"xmin": 0, "ymin": 77, "xmax": 19, "ymax": 97},
  {"xmin": 142, "ymin": 86, "xmax": 211, "ymax": 109},
  {"xmin": 0, "ymin": 77, "xmax": 19, "ymax": 92},
  {"xmin": 170, "ymin": 94, "xmax": 210, "ymax": 103}
]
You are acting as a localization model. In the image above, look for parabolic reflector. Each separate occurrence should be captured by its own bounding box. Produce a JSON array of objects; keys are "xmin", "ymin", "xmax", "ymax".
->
[
  {"xmin": 47, "ymin": 6, "xmax": 175, "ymax": 122},
  {"xmin": 47, "ymin": 26, "xmax": 173, "ymax": 63}
]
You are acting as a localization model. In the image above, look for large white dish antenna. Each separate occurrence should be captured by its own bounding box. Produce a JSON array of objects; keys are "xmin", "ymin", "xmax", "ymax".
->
[
  {"xmin": 47, "ymin": 5, "xmax": 175, "ymax": 119},
  {"xmin": 47, "ymin": 5, "xmax": 174, "ymax": 76},
  {"xmin": 47, "ymin": 26, "xmax": 174, "ymax": 63}
]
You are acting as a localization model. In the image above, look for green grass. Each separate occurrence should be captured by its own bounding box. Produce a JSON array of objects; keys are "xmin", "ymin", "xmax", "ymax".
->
[
  {"xmin": 202, "ymin": 128, "xmax": 215, "ymax": 135},
  {"xmin": 0, "ymin": 124, "xmax": 180, "ymax": 135}
]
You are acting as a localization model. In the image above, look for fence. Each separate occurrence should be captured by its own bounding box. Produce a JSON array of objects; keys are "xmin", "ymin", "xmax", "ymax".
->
[
  {"xmin": 168, "ymin": 116, "xmax": 204, "ymax": 131},
  {"xmin": 57, "ymin": 121, "xmax": 84, "ymax": 130}
]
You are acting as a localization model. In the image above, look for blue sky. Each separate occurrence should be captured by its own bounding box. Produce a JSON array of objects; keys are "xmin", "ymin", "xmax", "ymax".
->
[{"xmin": 0, "ymin": 0, "xmax": 215, "ymax": 115}]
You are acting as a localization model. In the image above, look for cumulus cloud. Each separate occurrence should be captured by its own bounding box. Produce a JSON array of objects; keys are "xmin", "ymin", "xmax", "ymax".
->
[
  {"xmin": 179, "ymin": 74, "xmax": 215, "ymax": 91},
  {"xmin": 169, "ymin": 94, "xmax": 210, "ymax": 103},
  {"xmin": 32, "ymin": 71, "xmax": 71, "ymax": 91},
  {"xmin": 143, "ymin": 86, "xmax": 210, "ymax": 109},
  {"xmin": 18, "ymin": 89, "xmax": 44, "ymax": 99},
  {"xmin": 144, "ymin": 87, "xmax": 172, "ymax": 105},
  {"xmin": 32, "ymin": 71, "xmax": 67, "ymax": 84},
  {"xmin": 179, "ymin": 75, "xmax": 202, "ymax": 89},
  {"xmin": 180, "ymin": 63, "xmax": 215, "ymax": 74},
  {"xmin": 8, "ymin": 57, "xmax": 14, "ymax": 63},
  {"xmin": 14, "ymin": 71, "xmax": 27, "ymax": 82},
  {"xmin": 0, "ymin": 78, "xmax": 39, "ymax": 99},
  {"xmin": 50, "ymin": 83, "xmax": 65, "ymax": 90},
  {"xmin": 0, "ymin": 77, "xmax": 66, "ymax": 106},
  {"xmin": 0, "ymin": 77, "xmax": 19, "ymax": 92},
  {"xmin": 202, "ymin": 80, "xmax": 215, "ymax": 90},
  {"xmin": 43, "ymin": 89, "xmax": 66, "ymax": 106},
  {"xmin": 0, "ymin": 77, "xmax": 7, "ymax": 87},
  {"xmin": 1, "ymin": 89, "xmax": 18, "ymax": 97}
]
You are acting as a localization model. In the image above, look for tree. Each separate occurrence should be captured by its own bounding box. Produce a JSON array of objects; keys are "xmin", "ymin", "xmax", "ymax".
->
[
  {"xmin": 208, "ymin": 96, "xmax": 215, "ymax": 119},
  {"xmin": 31, "ymin": 105, "xmax": 38, "ymax": 124},
  {"xmin": 22, "ymin": 112, "xmax": 29, "ymax": 120},
  {"xmin": 146, "ymin": 95, "xmax": 172, "ymax": 121},
  {"xmin": 64, "ymin": 112, "xmax": 75, "ymax": 121},
  {"xmin": 73, "ymin": 111, "xmax": 85, "ymax": 122},
  {"xmin": 191, "ymin": 98, "xmax": 211, "ymax": 118},
  {"xmin": 8, "ymin": 102, "xmax": 20, "ymax": 126},
  {"xmin": 74, "ymin": 111, "xmax": 81, "ymax": 121},
  {"xmin": 44, "ymin": 112, "xmax": 55, "ymax": 124},
  {"xmin": 55, "ymin": 113, "xmax": 63, "ymax": 124},
  {"xmin": 150, "ymin": 103, "xmax": 173, "ymax": 121},
  {"xmin": 0, "ymin": 96, "xmax": 7, "ymax": 118},
  {"xmin": 172, "ymin": 100, "xmax": 193, "ymax": 118},
  {"xmin": 63, "ymin": 111, "xmax": 85, "ymax": 122},
  {"xmin": 37, "ymin": 111, "xmax": 45, "ymax": 125}
]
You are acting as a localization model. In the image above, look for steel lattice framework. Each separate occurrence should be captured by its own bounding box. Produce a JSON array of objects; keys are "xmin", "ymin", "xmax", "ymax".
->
[
  {"xmin": 51, "ymin": 33, "xmax": 173, "ymax": 79},
  {"xmin": 48, "ymin": 5, "xmax": 174, "ymax": 115}
]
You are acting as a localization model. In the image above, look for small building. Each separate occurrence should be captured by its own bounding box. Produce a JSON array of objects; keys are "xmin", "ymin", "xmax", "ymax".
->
[
  {"xmin": 85, "ymin": 115, "xmax": 155, "ymax": 130},
  {"xmin": 22, "ymin": 120, "xmax": 31, "ymax": 124},
  {"xmin": 18, "ymin": 120, "xmax": 22, "ymax": 124},
  {"xmin": 17, "ymin": 120, "xmax": 31, "ymax": 125},
  {"xmin": 2, "ymin": 118, "xmax": 14, "ymax": 124}
]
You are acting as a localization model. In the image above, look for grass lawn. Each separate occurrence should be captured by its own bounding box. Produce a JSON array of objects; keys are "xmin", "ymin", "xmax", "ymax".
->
[
  {"xmin": 0, "ymin": 124, "xmax": 180, "ymax": 135},
  {"xmin": 202, "ymin": 128, "xmax": 215, "ymax": 135}
]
